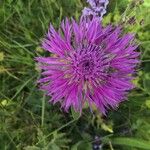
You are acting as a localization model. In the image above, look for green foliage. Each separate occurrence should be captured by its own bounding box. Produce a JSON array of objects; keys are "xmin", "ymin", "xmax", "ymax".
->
[
  {"xmin": 0, "ymin": 0, "xmax": 150, "ymax": 149},
  {"xmin": 111, "ymin": 137, "xmax": 150, "ymax": 149}
]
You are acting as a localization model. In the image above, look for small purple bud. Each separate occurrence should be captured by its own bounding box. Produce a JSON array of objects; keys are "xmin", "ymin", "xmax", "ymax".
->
[{"xmin": 82, "ymin": 0, "xmax": 109, "ymax": 21}]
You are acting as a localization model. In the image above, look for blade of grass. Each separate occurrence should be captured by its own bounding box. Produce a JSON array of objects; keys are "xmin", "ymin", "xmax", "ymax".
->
[
  {"xmin": 11, "ymin": 75, "xmax": 36, "ymax": 100},
  {"xmin": 36, "ymin": 116, "xmax": 80, "ymax": 145},
  {"xmin": 111, "ymin": 137, "xmax": 150, "ymax": 149},
  {"xmin": 41, "ymin": 94, "xmax": 46, "ymax": 127}
]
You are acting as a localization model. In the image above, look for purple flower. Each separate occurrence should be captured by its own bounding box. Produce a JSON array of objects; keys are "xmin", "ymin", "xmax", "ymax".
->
[
  {"xmin": 82, "ymin": 0, "xmax": 109, "ymax": 21},
  {"xmin": 36, "ymin": 18, "xmax": 139, "ymax": 115}
]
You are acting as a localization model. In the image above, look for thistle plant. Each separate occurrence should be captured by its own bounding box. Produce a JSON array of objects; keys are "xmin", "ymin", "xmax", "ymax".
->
[{"xmin": 36, "ymin": 0, "xmax": 139, "ymax": 115}]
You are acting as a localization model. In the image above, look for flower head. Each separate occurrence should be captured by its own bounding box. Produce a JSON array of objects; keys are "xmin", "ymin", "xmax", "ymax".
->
[
  {"xmin": 82, "ymin": 0, "xmax": 109, "ymax": 21},
  {"xmin": 36, "ymin": 18, "xmax": 139, "ymax": 115}
]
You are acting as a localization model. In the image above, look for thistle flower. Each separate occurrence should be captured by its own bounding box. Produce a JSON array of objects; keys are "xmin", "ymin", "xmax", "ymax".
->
[
  {"xmin": 36, "ymin": 18, "xmax": 139, "ymax": 115},
  {"xmin": 82, "ymin": 0, "xmax": 109, "ymax": 21}
]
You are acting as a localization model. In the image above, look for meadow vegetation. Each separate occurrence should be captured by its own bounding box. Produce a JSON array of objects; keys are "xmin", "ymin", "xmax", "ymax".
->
[{"xmin": 0, "ymin": 0, "xmax": 150, "ymax": 149}]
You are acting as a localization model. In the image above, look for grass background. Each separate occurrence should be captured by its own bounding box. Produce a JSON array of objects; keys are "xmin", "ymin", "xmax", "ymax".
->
[{"xmin": 0, "ymin": 0, "xmax": 150, "ymax": 149}]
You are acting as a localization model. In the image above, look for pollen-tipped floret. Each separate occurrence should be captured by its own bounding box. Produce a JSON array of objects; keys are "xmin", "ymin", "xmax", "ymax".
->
[{"xmin": 36, "ymin": 18, "xmax": 139, "ymax": 115}]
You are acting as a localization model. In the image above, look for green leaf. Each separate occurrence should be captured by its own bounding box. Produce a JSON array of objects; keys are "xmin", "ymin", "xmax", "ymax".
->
[
  {"xmin": 24, "ymin": 146, "xmax": 40, "ymax": 150},
  {"xmin": 145, "ymin": 100, "xmax": 150, "ymax": 108},
  {"xmin": 112, "ymin": 137, "xmax": 150, "ymax": 149},
  {"xmin": 71, "ymin": 141, "xmax": 92, "ymax": 150},
  {"xmin": 49, "ymin": 144, "xmax": 60, "ymax": 150},
  {"xmin": 71, "ymin": 141, "xmax": 82, "ymax": 150},
  {"xmin": 101, "ymin": 123, "xmax": 113, "ymax": 133},
  {"xmin": 71, "ymin": 107, "xmax": 80, "ymax": 120},
  {"xmin": 143, "ymin": 73, "xmax": 150, "ymax": 94},
  {"xmin": 0, "ymin": 52, "xmax": 4, "ymax": 61}
]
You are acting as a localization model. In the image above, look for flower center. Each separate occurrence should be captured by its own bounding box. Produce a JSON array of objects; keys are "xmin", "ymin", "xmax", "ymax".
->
[{"xmin": 79, "ymin": 59, "xmax": 94, "ymax": 75}]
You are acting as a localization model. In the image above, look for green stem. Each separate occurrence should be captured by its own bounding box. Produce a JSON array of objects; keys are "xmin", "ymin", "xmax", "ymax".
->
[{"xmin": 41, "ymin": 94, "xmax": 46, "ymax": 127}]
